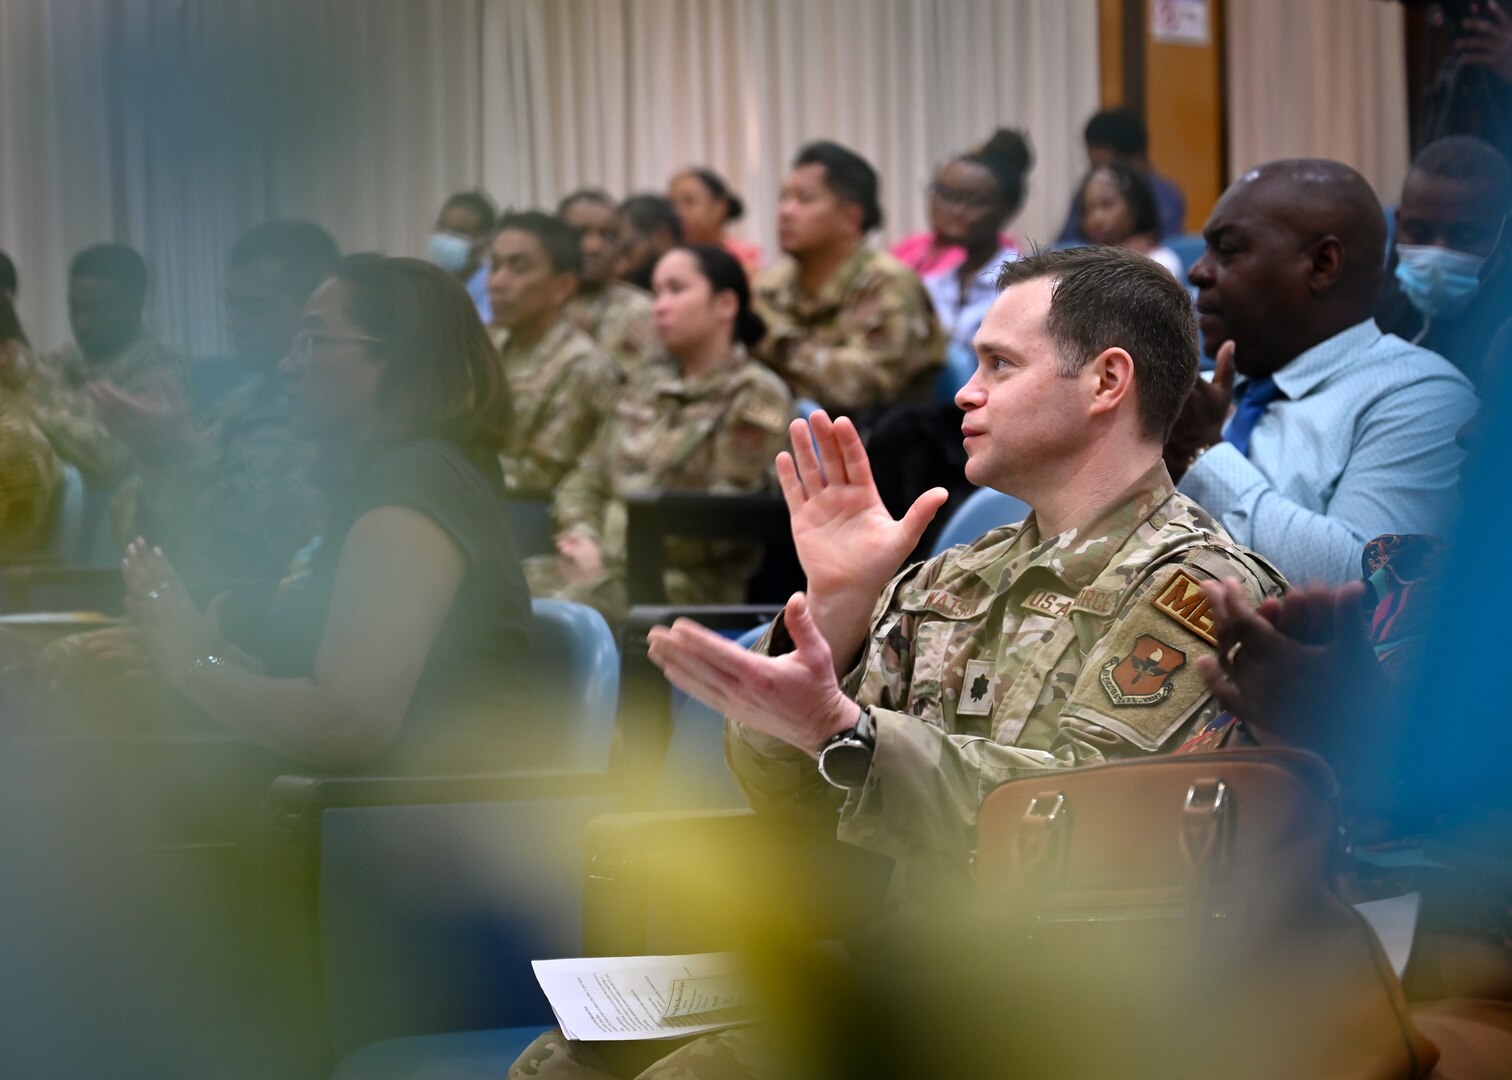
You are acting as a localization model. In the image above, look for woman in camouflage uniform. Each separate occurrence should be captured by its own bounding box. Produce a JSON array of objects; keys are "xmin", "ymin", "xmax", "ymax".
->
[{"xmin": 528, "ymin": 245, "xmax": 794, "ymax": 621}]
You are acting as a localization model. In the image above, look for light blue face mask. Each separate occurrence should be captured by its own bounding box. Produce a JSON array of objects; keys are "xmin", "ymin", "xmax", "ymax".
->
[
  {"xmin": 1394, "ymin": 243, "xmax": 1485, "ymax": 321},
  {"xmin": 427, "ymin": 231, "xmax": 474, "ymax": 274}
]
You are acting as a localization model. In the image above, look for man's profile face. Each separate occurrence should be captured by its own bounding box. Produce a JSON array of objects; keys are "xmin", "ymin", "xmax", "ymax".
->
[
  {"xmin": 487, "ymin": 228, "xmax": 571, "ymax": 332},
  {"xmin": 68, "ymin": 275, "xmax": 142, "ymax": 360},
  {"xmin": 776, "ymin": 164, "xmax": 848, "ymax": 258},
  {"xmin": 1186, "ymin": 176, "xmax": 1312, "ymax": 374},
  {"xmin": 560, "ymin": 200, "xmax": 620, "ymax": 286},
  {"xmin": 958, "ymin": 278, "xmax": 1086, "ymax": 494},
  {"xmin": 225, "ymin": 257, "xmax": 307, "ymax": 373},
  {"xmin": 1397, "ymin": 169, "xmax": 1505, "ymax": 257}
]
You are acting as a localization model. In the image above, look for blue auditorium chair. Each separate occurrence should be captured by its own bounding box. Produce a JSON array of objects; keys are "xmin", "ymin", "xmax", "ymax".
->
[
  {"xmin": 930, "ymin": 486, "xmax": 1031, "ymax": 557},
  {"xmin": 1164, "ymin": 232, "xmax": 1206, "ymax": 279},
  {"xmin": 258, "ymin": 600, "xmax": 622, "ymax": 1079}
]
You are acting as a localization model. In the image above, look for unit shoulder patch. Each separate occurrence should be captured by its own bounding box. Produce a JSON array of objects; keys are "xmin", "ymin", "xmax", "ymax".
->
[{"xmin": 1099, "ymin": 634, "xmax": 1188, "ymax": 706}]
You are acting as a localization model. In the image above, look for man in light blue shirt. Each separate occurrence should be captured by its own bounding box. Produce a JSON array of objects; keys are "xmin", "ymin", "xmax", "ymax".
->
[{"xmin": 1166, "ymin": 159, "xmax": 1478, "ymax": 585}]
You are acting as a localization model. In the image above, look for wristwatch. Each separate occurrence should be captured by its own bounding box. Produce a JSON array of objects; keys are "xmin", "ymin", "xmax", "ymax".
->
[{"xmin": 817, "ymin": 707, "xmax": 876, "ymax": 790}]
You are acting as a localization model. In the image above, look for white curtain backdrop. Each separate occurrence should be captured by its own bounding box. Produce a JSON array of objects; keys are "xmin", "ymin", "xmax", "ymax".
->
[
  {"xmin": 0, "ymin": 0, "xmax": 1099, "ymax": 358},
  {"xmin": 1226, "ymin": 0, "xmax": 1411, "ymax": 204}
]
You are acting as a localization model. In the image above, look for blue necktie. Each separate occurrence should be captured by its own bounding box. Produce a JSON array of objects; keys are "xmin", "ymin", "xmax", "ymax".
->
[{"xmin": 1225, "ymin": 376, "xmax": 1284, "ymax": 457}]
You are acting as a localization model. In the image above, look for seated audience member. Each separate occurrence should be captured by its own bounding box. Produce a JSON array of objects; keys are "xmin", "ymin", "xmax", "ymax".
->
[
  {"xmin": 25, "ymin": 244, "xmax": 187, "ymax": 489},
  {"xmin": 114, "ymin": 256, "xmax": 531, "ymax": 771},
  {"xmin": 753, "ymin": 140, "xmax": 943, "ymax": 418},
  {"xmin": 558, "ymin": 189, "xmax": 658, "ymax": 372},
  {"xmin": 1077, "ymin": 160, "xmax": 1185, "ymax": 279},
  {"xmin": 428, "ymin": 190, "xmax": 498, "ymax": 324},
  {"xmin": 867, "ymin": 141, "xmax": 1030, "ymax": 558},
  {"xmin": 1058, "ymin": 108, "xmax": 1187, "ymax": 244},
  {"xmin": 489, "ymin": 211, "xmax": 623, "ymax": 497},
  {"xmin": 0, "ymin": 293, "xmax": 62, "ymax": 554},
  {"xmin": 892, "ymin": 128, "xmax": 1033, "ymax": 278},
  {"xmin": 1376, "ymin": 135, "xmax": 1511, "ymax": 387},
  {"xmin": 103, "ymin": 221, "xmax": 337, "ymax": 585},
  {"xmin": 513, "ymin": 245, "xmax": 1283, "ymax": 1078},
  {"xmin": 668, "ymin": 166, "xmax": 762, "ymax": 276},
  {"xmin": 527, "ymin": 245, "xmax": 793, "ymax": 620},
  {"xmin": 615, "ymin": 193, "xmax": 683, "ymax": 291},
  {"xmin": 1167, "ymin": 159, "xmax": 1478, "ymax": 585},
  {"xmin": 922, "ymin": 145, "xmax": 1027, "ymax": 351}
]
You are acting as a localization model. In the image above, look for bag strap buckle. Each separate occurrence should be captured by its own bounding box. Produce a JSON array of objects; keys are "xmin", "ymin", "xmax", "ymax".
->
[
  {"xmin": 1013, "ymin": 792, "xmax": 1067, "ymax": 879},
  {"xmin": 1181, "ymin": 779, "xmax": 1231, "ymax": 873}
]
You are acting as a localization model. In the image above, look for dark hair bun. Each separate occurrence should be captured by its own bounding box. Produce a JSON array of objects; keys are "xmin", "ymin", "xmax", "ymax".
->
[{"xmin": 735, "ymin": 307, "xmax": 767, "ymax": 349}]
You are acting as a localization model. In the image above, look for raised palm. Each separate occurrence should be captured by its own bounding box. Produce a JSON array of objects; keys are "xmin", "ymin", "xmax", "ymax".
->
[{"xmin": 777, "ymin": 411, "xmax": 947, "ymax": 598}]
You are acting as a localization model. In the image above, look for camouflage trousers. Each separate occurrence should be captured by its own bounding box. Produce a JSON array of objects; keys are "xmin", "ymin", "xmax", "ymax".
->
[{"xmin": 508, "ymin": 1028, "xmax": 771, "ymax": 1080}]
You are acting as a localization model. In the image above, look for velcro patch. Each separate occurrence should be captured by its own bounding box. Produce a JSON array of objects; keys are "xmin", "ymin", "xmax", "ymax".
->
[
  {"xmin": 1071, "ymin": 586, "xmax": 1120, "ymax": 617},
  {"xmin": 1100, "ymin": 634, "xmax": 1187, "ymax": 706},
  {"xmin": 1151, "ymin": 568, "xmax": 1219, "ymax": 645},
  {"xmin": 1021, "ymin": 590, "xmax": 1072, "ymax": 618}
]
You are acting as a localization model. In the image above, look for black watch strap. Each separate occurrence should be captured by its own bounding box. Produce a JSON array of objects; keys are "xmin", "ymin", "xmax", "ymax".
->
[{"xmin": 817, "ymin": 708, "xmax": 875, "ymax": 790}]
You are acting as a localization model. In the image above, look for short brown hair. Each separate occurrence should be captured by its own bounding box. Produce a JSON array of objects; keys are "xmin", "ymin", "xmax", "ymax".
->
[
  {"xmin": 996, "ymin": 246, "xmax": 1197, "ymax": 440},
  {"xmin": 333, "ymin": 255, "xmax": 512, "ymax": 460}
]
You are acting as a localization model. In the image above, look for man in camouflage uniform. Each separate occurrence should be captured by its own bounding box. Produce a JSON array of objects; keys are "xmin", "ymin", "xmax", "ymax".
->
[
  {"xmin": 526, "ymin": 347, "xmax": 794, "ymax": 620},
  {"xmin": 489, "ymin": 211, "xmax": 623, "ymax": 497},
  {"xmin": 753, "ymin": 141, "xmax": 943, "ymax": 419},
  {"xmin": 505, "ymin": 247, "xmax": 1284, "ymax": 1079},
  {"xmin": 0, "ymin": 336, "xmax": 62, "ymax": 555},
  {"xmin": 106, "ymin": 221, "xmax": 336, "ymax": 585},
  {"xmin": 24, "ymin": 244, "xmax": 188, "ymax": 490},
  {"xmin": 560, "ymin": 190, "xmax": 659, "ymax": 373}
]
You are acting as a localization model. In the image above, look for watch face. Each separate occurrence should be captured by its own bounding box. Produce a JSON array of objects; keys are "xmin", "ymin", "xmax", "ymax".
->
[{"xmin": 820, "ymin": 740, "xmax": 872, "ymax": 789}]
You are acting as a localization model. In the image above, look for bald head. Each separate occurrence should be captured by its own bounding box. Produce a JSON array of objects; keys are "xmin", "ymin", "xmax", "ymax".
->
[
  {"xmin": 1227, "ymin": 159, "xmax": 1385, "ymax": 299},
  {"xmin": 1190, "ymin": 158, "xmax": 1388, "ymax": 377}
]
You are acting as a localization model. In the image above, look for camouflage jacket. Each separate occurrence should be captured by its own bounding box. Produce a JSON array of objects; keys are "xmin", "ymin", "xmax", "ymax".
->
[
  {"xmin": 25, "ymin": 335, "xmax": 188, "ymax": 489},
  {"xmin": 0, "ymin": 363, "xmax": 63, "ymax": 554},
  {"xmin": 493, "ymin": 319, "xmax": 624, "ymax": 497},
  {"xmin": 752, "ymin": 244, "xmax": 944, "ymax": 416},
  {"xmin": 111, "ymin": 373, "xmax": 325, "ymax": 584},
  {"xmin": 549, "ymin": 347, "xmax": 794, "ymax": 608},
  {"xmin": 564, "ymin": 282, "xmax": 658, "ymax": 374},
  {"xmin": 727, "ymin": 462, "xmax": 1285, "ymax": 901}
]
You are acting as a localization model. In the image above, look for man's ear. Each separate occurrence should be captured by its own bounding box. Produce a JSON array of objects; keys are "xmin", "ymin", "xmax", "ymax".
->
[
  {"xmin": 1307, "ymin": 235, "xmax": 1346, "ymax": 294},
  {"xmin": 1086, "ymin": 346, "xmax": 1137, "ymax": 420}
]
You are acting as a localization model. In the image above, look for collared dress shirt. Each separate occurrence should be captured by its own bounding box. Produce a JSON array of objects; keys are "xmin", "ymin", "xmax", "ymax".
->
[
  {"xmin": 1178, "ymin": 319, "xmax": 1477, "ymax": 584},
  {"xmin": 923, "ymin": 243, "xmax": 1021, "ymax": 352}
]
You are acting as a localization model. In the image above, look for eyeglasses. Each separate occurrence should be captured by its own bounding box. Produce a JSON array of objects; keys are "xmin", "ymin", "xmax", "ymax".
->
[
  {"xmin": 927, "ymin": 182, "xmax": 1001, "ymax": 212},
  {"xmin": 291, "ymin": 329, "xmax": 385, "ymax": 359}
]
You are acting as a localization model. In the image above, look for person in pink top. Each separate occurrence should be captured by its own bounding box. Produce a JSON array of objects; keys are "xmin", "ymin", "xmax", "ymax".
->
[
  {"xmin": 668, "ymin": 167, "xmax": 762, "ymax": 277},
  {"xmin": 891, "ymin": 129, "xmax": 1033, "ymax": 277}
]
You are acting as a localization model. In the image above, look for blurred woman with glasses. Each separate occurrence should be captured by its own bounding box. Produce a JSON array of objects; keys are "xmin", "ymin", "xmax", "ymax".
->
[
  {"xmin": 891, "ymin": 129, "xmax": 1032, "ymax": 280},
  {"xmin": 118, "ymin": 255, "xmax": 531, "ymax": 771}
]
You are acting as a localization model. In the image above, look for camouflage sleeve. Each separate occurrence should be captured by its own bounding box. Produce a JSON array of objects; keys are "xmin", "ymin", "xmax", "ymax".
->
[
  {"xmin": 723, "ymin": 553, "xmax": 951, "ymax": 822},
  {"xmin": 604, "ymin": 294, "xmax": 658, "ymax": 373},
  {"xmin": 550, "ymin": 414, "xmax": 616, "ymax": 541},
  {"xmin": 521, "ymin": 349, "xmax": 624, "ymax": 494},
  {"xmin": 25, "ymin": 366, "xmax": 134, "ymax": 489},
  {"xmin": 832, "ymin": 546, "xmax": 1281, "ymax": 868},
  {"xmin": 706, "ymin": 379, "xmax": 794, "ymax": 495},
  {"xmin": 27, "ymin": 349, "xmax": 190, "ymax": 491},
  {"xmin": 0, "ymin": 418, "xmax": 62, "ymax": 554},
  {"xmin": 776, "ymin": 274, "xmax": 943, "ymax": 414}
]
